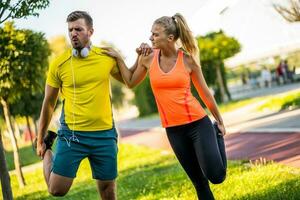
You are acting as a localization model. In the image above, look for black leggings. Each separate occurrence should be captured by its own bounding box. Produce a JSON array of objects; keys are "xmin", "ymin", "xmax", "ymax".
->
[{"xmin": 166, "ymin": 116, "xmax": 227, "ymax": 200}]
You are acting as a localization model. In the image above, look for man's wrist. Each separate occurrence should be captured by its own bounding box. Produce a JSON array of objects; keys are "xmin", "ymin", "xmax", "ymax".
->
[{"xmin": 37, "ymin": 132, "xmax": 45, "ymax": 143}]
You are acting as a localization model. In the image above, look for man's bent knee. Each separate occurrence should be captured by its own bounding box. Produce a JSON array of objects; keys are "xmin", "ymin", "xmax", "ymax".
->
[
  {"xmin": 48, "ymin": 173, "xmax": 73, "ymax": 197},
  {"xmin": 48, "ymin": 186, "xmax": 68, "ymax": 197}
]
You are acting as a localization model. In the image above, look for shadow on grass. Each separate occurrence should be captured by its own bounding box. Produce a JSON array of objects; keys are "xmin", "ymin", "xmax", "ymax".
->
[
  {"xmin": 13, "ymin": 158, "xmax": 299, "ymax": 200},
  {"xmin": 118, "ymin": 160, "xmax": 193, "ymax": 200},
  {"xmin": 15, "ymin": 157, "xmax": 187, "ymax": 200},
  {"xmin": 5, "ymin": 144, "xmax": 39, "ymax": 171},
  {"xmin": 14, "ymin": 185, "xmax": 99, "ymax": 200}
]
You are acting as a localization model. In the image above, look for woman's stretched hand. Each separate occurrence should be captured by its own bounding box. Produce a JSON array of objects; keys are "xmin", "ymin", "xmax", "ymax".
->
[
  {"xmin": 216, "ymin": 122, "xmax": 226, "ymax": 136},
  {"xmin": 136, "ymin": 43, "xmax": 153, "ymax": 56}
]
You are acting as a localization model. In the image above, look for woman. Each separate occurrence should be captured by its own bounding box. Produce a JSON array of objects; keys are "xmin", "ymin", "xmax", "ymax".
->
[{"xmin": 104, "ymin": 13, "xmax": 226, "ymax": 200}]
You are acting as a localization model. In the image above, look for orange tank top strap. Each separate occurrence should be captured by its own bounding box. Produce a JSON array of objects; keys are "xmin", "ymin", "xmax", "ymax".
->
[
  {"xmin": 175, "ymin": 50, "xmax": 190, "ymax": 75},
  {"xmin": 149, "ymin": 49, "xmax": 160, "ymax": 72}
]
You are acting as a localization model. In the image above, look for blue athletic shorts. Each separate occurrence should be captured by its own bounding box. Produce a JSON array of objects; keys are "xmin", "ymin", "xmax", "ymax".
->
[{"xmin": 52, "ymin": 128, "xmax": 118, "ymax": 180}]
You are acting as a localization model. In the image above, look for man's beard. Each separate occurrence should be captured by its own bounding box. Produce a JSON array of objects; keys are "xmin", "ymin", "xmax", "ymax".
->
[{"xmin": 72, "ymin": 41, "xmax": 83, "ymax": 50}]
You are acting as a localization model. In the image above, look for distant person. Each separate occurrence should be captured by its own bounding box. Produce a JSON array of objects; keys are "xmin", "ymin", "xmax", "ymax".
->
[
  {"xmin": 241, "ymin": 73, "xmax": 247, "ymax": 85},
  {"xmin": 284, "ymin": 60, "xmax": 293, "ymax": 82},
  {"xmin": 260, "ymin": 66, "xmax": 272, "ymax": 88},
  {"xmin": 276, "ymin": 61, "xmax": 284, "ymax": 85},
  {"xmin": 292, "ymin": 65, "xmax": 296, "ymax": 74},
  {"xmin": 104, "ymin": 13, "xmax": 226, "ymax": 200},
  {"xmin": 249, "ymin": 72, "xmax": 259, "ymax": 89},
  {"xmin": 292, "ymin": 65, "xmax": 296, "ymax": 82}
]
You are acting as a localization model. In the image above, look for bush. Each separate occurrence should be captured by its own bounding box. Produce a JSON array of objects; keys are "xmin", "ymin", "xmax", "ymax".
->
[{"xmin": 110, "ymin": 78, "xmax": 125, "ymax": 109}]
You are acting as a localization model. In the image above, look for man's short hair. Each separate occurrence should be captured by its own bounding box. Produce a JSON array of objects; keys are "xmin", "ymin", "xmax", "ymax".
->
[{"xmin": 67, "ymin": 11, "xmax": 93, "ymax": 28}]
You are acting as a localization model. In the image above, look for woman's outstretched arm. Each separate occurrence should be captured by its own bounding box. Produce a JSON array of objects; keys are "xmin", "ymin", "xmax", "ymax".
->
[{"xmin": 187, "ymin": 55, "xmax": 226, "ymax": 135}]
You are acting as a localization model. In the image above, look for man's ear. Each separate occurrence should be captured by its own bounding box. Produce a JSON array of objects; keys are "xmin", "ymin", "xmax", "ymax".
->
[{"xmin": 88, "ymin": 28, "xmax": 94, "ymax": 37}]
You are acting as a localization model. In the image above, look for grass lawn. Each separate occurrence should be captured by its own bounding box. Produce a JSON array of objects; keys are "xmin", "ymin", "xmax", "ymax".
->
[
  {"xmin": 5, "ymin": 143, "xmax": 40, "ymax": 171},
  {"xmin": 4, "ymin": 144, "xmax": 300, "ymax": 200},
  {"xmin": 257, "ymin": 91, "xmax": 300, "ymax": 111},
  {"xmin": 218, "ymin": 97, "xmax": 262, "ymax": 113},
  {"xmin": 219, "ymin": 89, "xmax": 300, "ymax": 114}
]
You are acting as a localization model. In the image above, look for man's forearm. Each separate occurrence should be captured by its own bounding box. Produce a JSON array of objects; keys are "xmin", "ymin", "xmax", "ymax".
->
[{"xmin": 37, "ymin": 99, "xmax": 55, "ymax": 143}]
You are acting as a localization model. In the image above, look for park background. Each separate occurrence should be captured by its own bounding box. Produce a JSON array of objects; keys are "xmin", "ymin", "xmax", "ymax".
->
[{"xmin": 1, "ymin": 0, "xmax": 300, "ymax": 199}]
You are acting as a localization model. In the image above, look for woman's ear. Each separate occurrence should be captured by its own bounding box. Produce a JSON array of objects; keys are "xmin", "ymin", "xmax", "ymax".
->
[{"xmin": 168, "ymin": 34, "xmax": 175, "ymax": 42}]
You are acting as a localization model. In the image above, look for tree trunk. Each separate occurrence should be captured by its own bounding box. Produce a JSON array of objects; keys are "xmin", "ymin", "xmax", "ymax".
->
[
  {"xmin": 14, "ymin": 120, "xmax": 21, "ymax": 140},
  {"xmin": 220, "ymin": 64, "xmax": 232, "ymax": 101},
  {"xmin": 0, "ymin": 130, "xmax": 14, "ymax": 200},
  {"xmin": 26, "ymin": 116, "xmax": 34, "ymax": 150},
  {"xmin": 33, "ymin": 118, "xmax": 38, "ymax": 139},
  {"xmin": 0, "ymin": 98, "xmax": 26, "ymax": 188},
  {"xmin": 216, "ymin": 65, "xmax": 228, "ymax": 103}
]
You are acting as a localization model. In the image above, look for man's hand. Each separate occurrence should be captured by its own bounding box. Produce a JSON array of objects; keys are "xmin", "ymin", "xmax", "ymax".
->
[
  {"xmin": 36, "ymin": 140, "xmax": 46, "ymax": 159},
  {"xmin": 102, "ymin": 47, "xmax": 122, "ymax": 59},
  {"xmin": 136, "ymin": 43, "xmax": 152, "ymax": 56}
]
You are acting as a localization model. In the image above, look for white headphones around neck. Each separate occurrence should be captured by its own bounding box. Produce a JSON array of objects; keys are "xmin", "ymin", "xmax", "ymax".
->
[
  {"xmin": 66, "ymin": 45, "xmax": 88, "ymax": 146},
  {"xmin": 72, "ymin": 45, "xmax": 91, "ymax": 58}
]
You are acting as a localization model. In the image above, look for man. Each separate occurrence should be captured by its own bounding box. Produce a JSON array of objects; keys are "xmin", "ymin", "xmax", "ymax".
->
[{"xmin": 36, "ymin": 11, "xmax": 149, "ymax": 199}]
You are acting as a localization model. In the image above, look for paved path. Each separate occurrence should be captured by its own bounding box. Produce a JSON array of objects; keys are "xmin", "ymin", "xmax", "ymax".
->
[
  {"xmin": 119, "ymin": 128, "xmax": 300, "ymax": 168},
  {"xmin": 230, "ymin": 81, "xmax": 300, "ymax": 100},
  {"xmin": 118, "ymin": 103, "xmax": 300, "ymax": 168},
  {"xmin": 117, "ymin": 84, "xmax": 300, "ymax": 168}
]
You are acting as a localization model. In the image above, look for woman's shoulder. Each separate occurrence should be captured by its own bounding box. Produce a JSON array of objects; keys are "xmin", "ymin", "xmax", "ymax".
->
[
  {"xmin": 181, "ymin": 51, "xmax": 194, "ymax": 65},
  {"xmin": 181, "ymin": 50, "xmax": 201, "ymax": 72}
]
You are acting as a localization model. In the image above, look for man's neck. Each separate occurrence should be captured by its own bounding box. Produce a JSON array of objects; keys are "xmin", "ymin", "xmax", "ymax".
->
[{"xmin": 76, "ymin": 42, "xmax": 91, "ymax": 50}]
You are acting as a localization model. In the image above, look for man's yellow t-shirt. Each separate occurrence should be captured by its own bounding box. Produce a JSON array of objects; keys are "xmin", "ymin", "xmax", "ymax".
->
[{"xmin": 46, "ymin": 46, "xmax": 119, "ymax": 131}]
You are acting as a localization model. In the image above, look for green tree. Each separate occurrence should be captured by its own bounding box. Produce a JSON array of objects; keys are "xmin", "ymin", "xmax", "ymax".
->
[
  {"xmin": 10, "ymin": 92, "xmax": 45, "ymax": 148},
  {"xmin": 0, "ymin": 0, "xmax": 50, "ymax": 24},
  {"xmin": 197, "ymin": 31, "xmax": 241, "ymax": 103},
  {"xmin": 0, "ymin": 22, "xmax": 50, "ymax": 188}
]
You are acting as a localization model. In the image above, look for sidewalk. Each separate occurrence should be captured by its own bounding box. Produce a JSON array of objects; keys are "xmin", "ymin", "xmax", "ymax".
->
[
  {"xmin": 117, "ymin": 107, "xmax": 300, "ymax": 168},
  {"xmin": 119, "ymin": 128, "xmax": 300, "ymax": 168}
]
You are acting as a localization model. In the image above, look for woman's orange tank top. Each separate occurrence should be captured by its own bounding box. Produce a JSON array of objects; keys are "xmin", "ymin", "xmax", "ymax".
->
[{"xmin": 149, "ymin": 49, "xmax": 207, "ymax": 128}]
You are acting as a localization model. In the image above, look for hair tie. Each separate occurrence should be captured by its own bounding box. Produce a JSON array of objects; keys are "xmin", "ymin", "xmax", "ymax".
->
[{"xmin": 172, "ymin": 16, "xmax": 177, "ymax": 24}]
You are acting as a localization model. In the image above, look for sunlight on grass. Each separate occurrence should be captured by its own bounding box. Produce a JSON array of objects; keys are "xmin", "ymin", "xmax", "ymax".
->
[
  {"xmin": 218, "ymin": 97, "xmax": 263, "ymax": 113},
  {"xmin": 3, "ymin": 144, "xmax": 299, "ymax": 200},
  {"xmin": 219, "ymin": 89, "xmax": 300, "ymax": 114},
  {"xmin": 257, "ymin": 91, "xmax": 300, "ymax": 112}
]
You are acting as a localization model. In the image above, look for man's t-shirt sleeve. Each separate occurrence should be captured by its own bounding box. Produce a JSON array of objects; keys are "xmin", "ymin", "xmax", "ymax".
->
[
  {"xmin": 110, "ymin": 59, "xmax": 120, "ymax": 75},
  {"xmin": 46, "ymin": 60, "xmax": 61, "ymax": 88}
]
